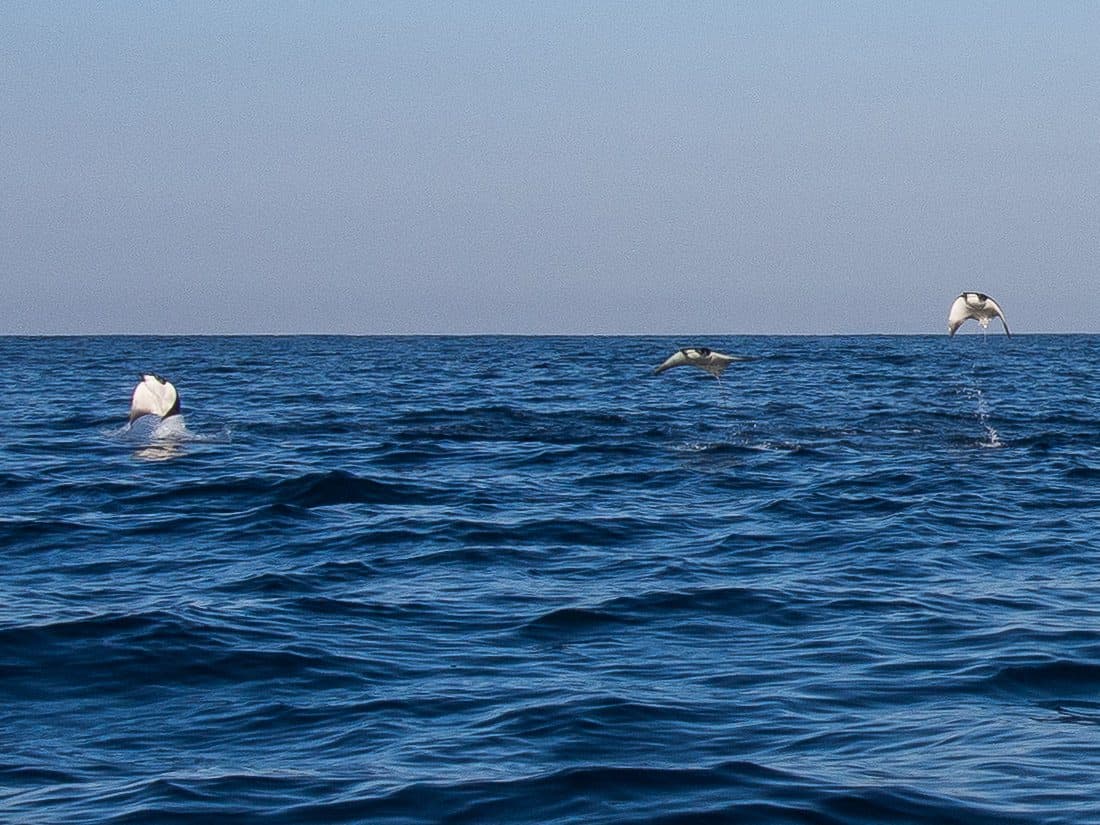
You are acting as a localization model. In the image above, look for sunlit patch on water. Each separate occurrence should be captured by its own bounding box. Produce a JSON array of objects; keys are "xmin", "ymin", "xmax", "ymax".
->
[{"xmin": 134, "ymin": 442, "xmax": 185, "ymax": 462}]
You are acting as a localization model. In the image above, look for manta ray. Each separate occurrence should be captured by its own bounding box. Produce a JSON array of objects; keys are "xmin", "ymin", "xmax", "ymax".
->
[
  {"xmin": 654, "ymin": 347, "xmax": 740, "ymax": 378},
  {"xmin": 947, "ymin": 292, "xmax": 1011, "ymax": 337},
  {"xmin": 128, "ymin": 374, "xmax": 181, "ymax": 425}
]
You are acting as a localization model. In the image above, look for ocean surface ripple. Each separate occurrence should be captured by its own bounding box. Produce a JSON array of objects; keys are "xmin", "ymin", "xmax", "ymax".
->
[{"xmin": 2, "ymin": 334, "xmax": 1100, "ymax": 823}]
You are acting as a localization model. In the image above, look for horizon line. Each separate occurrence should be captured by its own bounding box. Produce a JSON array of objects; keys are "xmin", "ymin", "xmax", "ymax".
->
[{"xmin": 0, "ymin": 331, "xmax": 1077, "ymax": 339}]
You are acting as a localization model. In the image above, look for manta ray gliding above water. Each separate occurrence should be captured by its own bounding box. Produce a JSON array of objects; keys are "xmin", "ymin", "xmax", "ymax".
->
[{"xmin": 654, "ymin": 347, "xmax": 740, "ymax": 378}]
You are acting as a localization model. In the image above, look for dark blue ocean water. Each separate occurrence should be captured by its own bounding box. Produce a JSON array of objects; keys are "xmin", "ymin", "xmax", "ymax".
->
[{"xmin": 2, "ymin": 334, "xmax": 1100, "ymax": 824}]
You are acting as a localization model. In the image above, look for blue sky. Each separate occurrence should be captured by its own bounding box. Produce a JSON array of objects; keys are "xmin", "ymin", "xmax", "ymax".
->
[{"xmin": 2, "ymin": 2, "xmax": 1098, "ymax": 334}]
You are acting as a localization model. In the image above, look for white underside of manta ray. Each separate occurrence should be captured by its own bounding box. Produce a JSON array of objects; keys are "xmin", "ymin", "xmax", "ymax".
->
[
  {"xmin": 129, "ymin": 374, "xmax": 181, "ymax": 426},
  {"xmin": 654, "ymin": 347, "xmax": 741, "ymax": 378},
  {"xmin": 947, "ymin": 292, "xmax": 1011, "ymax": 337}
]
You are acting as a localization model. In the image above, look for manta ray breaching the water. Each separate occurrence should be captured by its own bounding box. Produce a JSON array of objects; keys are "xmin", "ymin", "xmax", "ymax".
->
[
  {"xmin": 129, "ymin": 374, "xmax": 181, "ymax": 426},
  {"xmin": 654, "ymin": 347, "xmax": 739, "ymax": 378},
  {"xmin": 947, "ymin": 292, "xmax": 1011, "ymax": 337}
]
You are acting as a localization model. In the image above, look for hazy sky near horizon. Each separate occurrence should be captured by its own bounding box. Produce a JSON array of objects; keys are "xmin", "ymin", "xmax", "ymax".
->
[{"xmin": 3, "ymin": 2, "xmax": 1099, "ymax": 334}]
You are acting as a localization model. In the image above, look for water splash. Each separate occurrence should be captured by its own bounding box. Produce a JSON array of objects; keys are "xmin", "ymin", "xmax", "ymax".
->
[
  {"xmin": 152, "ymin": 415, "xmax": 191, "ymax": 440},
  {"xmin": 965, "ymin": 386, "xmax": 1003, "ymax": 448},
  {"xmin": 103, "ymin": 415, "xmax": 231, "ymax": 462},
  {"xmin": 715, "ymin": 373, "xmax": 739, "ymax": 413}
]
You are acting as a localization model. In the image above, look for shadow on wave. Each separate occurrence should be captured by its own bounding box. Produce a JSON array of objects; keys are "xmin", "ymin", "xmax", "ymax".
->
[
  {"xmin": 521, "ymin": 585, "xmax": 809, "ymax": 638},
  {"xmin": 124, "ymin": 470, "xmax": 449, "ymax": 510},
  {"xmin": 272, "ymin": 470, "xmax": 450, "ymax": 508},
  {"xmin": 0, "ymin": 609, "xmax": 367, "ymax": 696},
  {"xmin": 273, "ymin": 760, "xmax": 1021, "ymax": 825},
  {"xmin": 216, "ymin": 560, "xmax": 380, "ymax": 595},
  {"xmin": 985, "ymin": 659, "xmax": 1100, "ymax": 698},
  {"xmin": 429, "ymin": 515, "xmax": 669, "ymax": 549},
  {"xmin": 471, "ymin": 694, "xmax": 712, "ymax": 740},
  {"xmin": 389, "ymin": 405, "xmax": 632, "ymax": 446}
]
